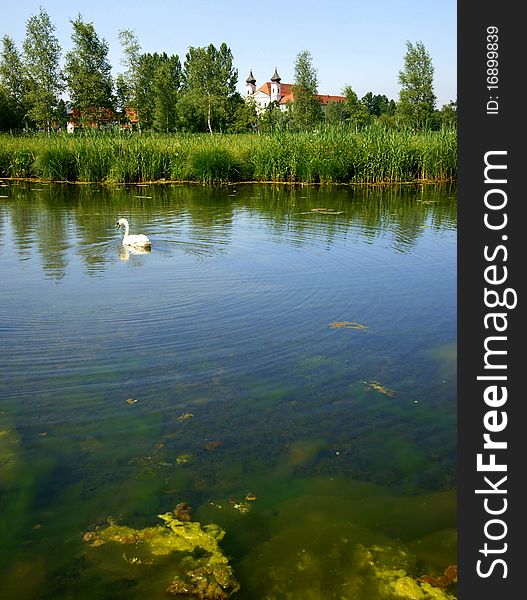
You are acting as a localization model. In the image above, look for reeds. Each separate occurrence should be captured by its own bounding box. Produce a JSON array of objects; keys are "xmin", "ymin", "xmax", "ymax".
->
[{"xmin": 0, "ymin": 126, "xmax": 456, "ymax": 184}]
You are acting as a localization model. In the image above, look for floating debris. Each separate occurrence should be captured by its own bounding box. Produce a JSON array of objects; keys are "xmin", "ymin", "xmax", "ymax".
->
[
  {"xmin": 177, "ymin": 412, "xmax": 194, "ymax": 422},
  {"xmin": 364, "ymin": 380, "xmax": 396, "ymax": 397},
  {"xmin": 330, "ymin": 321, "xmax": 368, "ymax": 330},
  {"xmin": 122, "ymin": 552, "xmax": 154, "ymax": 566},
  {"xmin": 245, "ymin": 493, "xmax": 257, "ymax": 501},
  {"xmin": 134, "ymin": 195, "xmax": 152, "ymax": 198},
  {"xmin": 310, "ymin": 208, "xmax": 343, "ymax": 214},
  {"xmin": 204, "ymin": 440, "xmax": 222, "ymax": 451},
  {"xmin": 84, "ymin": 507, "xmax": 240, "ymax": 599},
  {"xmin": 229, "ymin": 499, "xmax": 250, "ymax": 514},
  {"xmin": 126, "ymin": 398, "xmax": 138, "ymax": 405},
  {"xmin": 176, "ymin": 454, "xmax": 192, "ymax": 465},
  {"xmin": 0, "ymin": 195, "xmax": 9, "ymax": 198}
]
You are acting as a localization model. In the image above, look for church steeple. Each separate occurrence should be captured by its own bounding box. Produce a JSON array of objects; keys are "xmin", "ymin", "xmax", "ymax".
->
[
  {"xmin": 270, "ymin": 67, "xmax": 281, "ymax": 102},
  {"xmin": 245, "ymin": 69, "xmax": 256, "ymax": 95}
]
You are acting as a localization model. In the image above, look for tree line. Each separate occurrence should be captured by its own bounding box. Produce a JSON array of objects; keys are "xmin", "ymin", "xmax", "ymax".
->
[{"xmin": 0, "ymin": 8, "xmax": 456, "ymax": 134}]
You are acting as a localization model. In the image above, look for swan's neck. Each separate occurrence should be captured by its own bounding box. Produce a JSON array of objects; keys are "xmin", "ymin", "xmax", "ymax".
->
[{"xmin": 123, "ymin": 221, "xmax": 130, "ymax": 238}]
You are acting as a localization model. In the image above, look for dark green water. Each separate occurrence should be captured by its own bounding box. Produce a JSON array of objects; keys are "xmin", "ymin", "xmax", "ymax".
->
[{"xmin": 0, "ymin": 181, "xmax": 456, "ymax": 599}]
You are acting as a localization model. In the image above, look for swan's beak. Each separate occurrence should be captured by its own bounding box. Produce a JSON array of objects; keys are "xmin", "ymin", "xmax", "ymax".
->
[{"xmin": 115, "ymin": 222, "xmax": 120, "ymax": 229}]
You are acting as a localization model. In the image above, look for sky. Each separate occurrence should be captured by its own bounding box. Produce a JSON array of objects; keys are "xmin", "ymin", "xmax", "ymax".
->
[{"xmin": 0, "ymin": 0, "xmax": 457, "ymax": 107}]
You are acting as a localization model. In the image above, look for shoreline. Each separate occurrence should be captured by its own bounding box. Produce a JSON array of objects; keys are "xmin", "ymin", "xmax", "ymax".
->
[{"xmin": 0, "ymin": 176, "xmax": 456, "ymax": 186}]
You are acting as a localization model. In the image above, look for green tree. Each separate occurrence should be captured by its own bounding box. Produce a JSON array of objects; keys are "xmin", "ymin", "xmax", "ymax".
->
[
  {"xmin": 361, "ymin": 92, "xmax": 394, "ymax": 117},
  {"xmin": 132, "ymin": 52, "xmax": 181, "ymax": 130},
  {"xmin": 231, "ymin": 95, "xmax": 258, "ymax": 132},
  {"xmin": 0, "ymin": 86, "xmax": 17, "ymax": 130},
  {"xmin": 342, "ymin": 86, "xmax": 368, "ymax": 129},
  {"xmin": 324, "ymin": 99, "xmax": 346, "ymax": 124},
  {"xmin": 152, "ymin": 55, "xmax": 182, "ymax": 132},
  {"xmin": 397, "ymin": 41, "xmax": 436, "ymax": 129},
  {"xmin": 64, "ymin": 15, "xmax": 114, "ymax": 126},
  {"xmin": 440, "ymin": 100, "xmax": 457, "ymax": 129},
  {"xmin": 291, "ymin": 50, "xmax": 322, "ymax": 130},
  {"xmin": 22, "ymin": 8, "xmax": 63, "ymax": 131},
  {"xmin": 0, "ymin": 36, "xmax": 26, "ymax": 129},
  {"xmin": 116, "ymin": 29, "xmax": 141, "ymax": 111},
  {"xmin": 182, "ymin": 43, "xmax": 238, "ymax": 133}
]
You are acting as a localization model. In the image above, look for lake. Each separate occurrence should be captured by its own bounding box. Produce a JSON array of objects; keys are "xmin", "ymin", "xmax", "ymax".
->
[{"xmin": 0, "ymin": 181, "xmax": 457, "ymax": 599}]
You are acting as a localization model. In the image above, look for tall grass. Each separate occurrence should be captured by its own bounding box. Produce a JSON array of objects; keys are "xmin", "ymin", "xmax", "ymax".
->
[{"xmin": 0, "ymin": 126, "xmax": 456, "ymax": 184}]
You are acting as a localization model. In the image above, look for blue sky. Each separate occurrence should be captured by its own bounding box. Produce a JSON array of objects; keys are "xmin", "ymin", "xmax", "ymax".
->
[{"xmin": 1, "ymin": 0, "xmax": 457, "ymax": 106}]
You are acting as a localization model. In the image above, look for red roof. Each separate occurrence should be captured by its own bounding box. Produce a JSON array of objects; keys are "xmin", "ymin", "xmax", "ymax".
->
[
  {"xmin": 316, "ymin": 94, "xmax": 346, "ymax": 105},
  {"xmin": 256, "ymin": 82, "xmax": 344, "ymax": 106}
]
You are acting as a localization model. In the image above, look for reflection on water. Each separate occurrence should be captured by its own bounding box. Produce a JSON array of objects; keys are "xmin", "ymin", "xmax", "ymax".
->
[
  {"xmin": 118, "ymin": 244, "xmax": 152, "ymax": 261},
  {"xmin": 0, "ymin": 181, "xmax": 456, "ymax": 599}
]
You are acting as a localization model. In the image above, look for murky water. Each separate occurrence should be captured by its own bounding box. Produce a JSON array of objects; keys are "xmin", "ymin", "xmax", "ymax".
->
[{"xmin": 0, "ymin": 181, "xmax": 456, "ymax": 599}]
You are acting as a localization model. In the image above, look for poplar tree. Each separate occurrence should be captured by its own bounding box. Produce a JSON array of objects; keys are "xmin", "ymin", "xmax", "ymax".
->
[
  {"xmin": 292, "ymin": 50, "xmax": 322, "ymax": 130},
  {"xmin": 182, "ymin": 43, "xmax": 238, "ymax": 133},
  {"xmin": 65, "ymin": 15, "xmax": 114, "ymax": 125},
  {"xmin": 22, "ymin": 8, "xmax": 63, "ymax": 131},
  {"xmin": 116, "ymin": 29, "xmax": 141, "ymax": 111},
  {"xmin": 397, "ymin": 41, "xmax": 436, "ymax": 129},
  {"xmin": 152, "ymin": 56, "xmax": 182, "ymax": 132}
]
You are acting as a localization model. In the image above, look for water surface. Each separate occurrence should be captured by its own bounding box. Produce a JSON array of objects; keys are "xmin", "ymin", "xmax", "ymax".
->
[{"xmin": 0, "ymin": 181, "xmax": 457, "ymax": 599}]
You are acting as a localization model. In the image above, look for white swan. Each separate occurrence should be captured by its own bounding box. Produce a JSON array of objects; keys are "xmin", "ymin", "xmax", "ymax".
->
[{"xmin": 116, "ymin": 218, "xmax": 152, "ymax": 248}]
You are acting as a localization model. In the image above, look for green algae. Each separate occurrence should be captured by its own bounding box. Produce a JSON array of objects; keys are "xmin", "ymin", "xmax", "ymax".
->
[
  {"xmin": 368, "ymin": 544, "xmax": 457, "ymax": 600},
  {"xmin": 83, "ymin": 508, "xmax": 239, "ymax": 599}
]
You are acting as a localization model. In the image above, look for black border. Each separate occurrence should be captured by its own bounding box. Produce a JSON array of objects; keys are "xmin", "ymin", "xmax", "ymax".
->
[{"xmin": 458, "ymin": 1, "xmax": 524, "ymax": 597}]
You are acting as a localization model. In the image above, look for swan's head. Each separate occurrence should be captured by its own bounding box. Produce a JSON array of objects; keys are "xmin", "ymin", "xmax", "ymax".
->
[{"xmin": 115, "ymin": 218, "xmax": 128, "ymax": 229}]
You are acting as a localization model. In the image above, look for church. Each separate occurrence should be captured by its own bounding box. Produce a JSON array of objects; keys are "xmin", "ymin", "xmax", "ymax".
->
[{"xmin": 245, "ymin": 68, "xmax": 345, "ymax": 113}]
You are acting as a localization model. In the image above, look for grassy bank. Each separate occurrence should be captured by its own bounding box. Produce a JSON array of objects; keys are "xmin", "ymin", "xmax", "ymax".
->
[{"xmin": 0, "ymin": 127, "xmax": 456, "ymax": 184}]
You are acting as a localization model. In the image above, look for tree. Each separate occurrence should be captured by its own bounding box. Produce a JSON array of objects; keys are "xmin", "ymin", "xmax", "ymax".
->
[
  {"xmin": 131, "ymin": 52, "xmax": 181, "ymax": 130},
  {"xmin": 116, "ymin": 29, "xmax": 141, "ymax": 111},
  {"xmin": 231, "ymin": 94, "xmax": 258, "ymax": 132},
  {"xmin": 342, "ymin": 86, "xmax": 368, "ymax": 130},
  {"xmin": 397, "ymin": 41, "xmax": 436, "ymax": 129},
  {"xmin": 0, "ymin": 36, "xmax": 26, "ymax": 129},
  {"xmin": 440, "ymin": 100, "xmax": 457, "ymax": 129},
  {"xmin": 324, "ymin": 99, "xmax": 346, "ymax": 125},
  {"xmin": 152, "ymin": 55, "xmax": 182, "ymax": 132},
  {"xmin": 65, "ymin": 15, "xmax": 114, "ymax": 126},
  {"xmin": 291, "ymin": 50, "xmax": 322, "ymax": 130},
  {"xmin": 22, "ymin": 8, "xmax": 63, "ymax": 131},
  {"xmin": 361, "ymin": 92, "xmax": 394, "ymax": 118},
  {"xmin": 182, "ymin": 43, "xmax": 238, "ymax": 133}
]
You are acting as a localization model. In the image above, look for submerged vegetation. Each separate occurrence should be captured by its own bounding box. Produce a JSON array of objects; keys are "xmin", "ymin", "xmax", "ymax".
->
[
  {"xmin": 0, "ymin": 126, "xmax": 456, "ymax": 184},
  {"xmin": 83, "ymin": 508, "xmax": 239, "ymax": 599}
]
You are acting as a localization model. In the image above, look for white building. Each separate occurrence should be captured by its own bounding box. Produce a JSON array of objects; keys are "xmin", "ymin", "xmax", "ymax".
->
[{"xmin": 245, "ymin": 68, "xmax": 345, "ymax": 113}]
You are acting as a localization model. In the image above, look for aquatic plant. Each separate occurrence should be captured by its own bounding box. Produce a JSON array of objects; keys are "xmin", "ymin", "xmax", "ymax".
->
[
  {"xmin": 83, "ymin": 507, "xmax": 240, "ymax": 599},
  {"xmin": 0, "ymin": 127, "xmax": 456, "ymax": 184},
  {"xmin": 367, "ymin": 544, "xmax": 457, "ymax": 600}
]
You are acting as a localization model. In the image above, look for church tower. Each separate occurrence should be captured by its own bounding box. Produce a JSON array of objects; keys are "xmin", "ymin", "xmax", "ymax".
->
[
  {"xmin": 245, "ymin": 70, "xmax": 256, "ymax": 95},
  {"xmin": 270, "ymin": 68, "xmax": 281, "ymax": 103}
]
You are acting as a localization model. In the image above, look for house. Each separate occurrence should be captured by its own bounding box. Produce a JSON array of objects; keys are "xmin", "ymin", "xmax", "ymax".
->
[
  {"xmin": 66, "ymin": 106, "xmax": 116, "ymax": 132},
  {"xmin": 66, "ymin": 106, "xmax": 139, "ymax": 132},
  {"xmin": 245, "ymin": 68, "xmax": 345, "ymax": 113}
]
